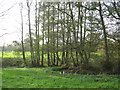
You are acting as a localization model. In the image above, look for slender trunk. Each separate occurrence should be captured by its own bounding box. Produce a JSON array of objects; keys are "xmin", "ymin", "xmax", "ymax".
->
[
  {"xmin": 66, "ymin": 7, "xmax": 70, "ymax": 65},
  {"xmin": 83, "ymin": 7, "xmax": 87, "ymax": 64},
  {"xmin": 69, "ymin": 3, "xmax": 77, "ymax": 43},
  {"xmin": 27, "ymin": 0, "xmax": 34, "ymax": 66},
  {"xmin": 37, "ymin": 5, "xmax": 40, "ymax": 66},
  {"xmin": 99, "ymin": 2, "xmax": 109, "ymax": 62},
  {"xmin": 76, "ymin": 3, "xmax": 81, "ymax": 65},
  {"xmin": 88, "ymin": 10, "xmax": 94, "ymax": 62},
  {"xmin": 52, "ymin": 6, "xmax": 56, "ymax": 65},
  {"xmin": 56, "ymin": 3, "xmax": 60, "ymax": 66},
  {"xmin": 77, "ymin": 2, "xmax": 87, "ymax": 65},
  {"xmin": 61, "ymin": 3, "xmax": 65, "ymax": 65},
  {"xmin": 41, "ymin": 4, "xmax": 45, "ymax": 66},
  {"xmin": 35, "ymin": 0, "xmax": 38, "ymax": 66},
  {"xmin": 35, "ymin": 0, "xmax": 40, "ymax": 66},
  {"xmin": 83, "ymin": 6, "xmax": 86, "ymax": 47},
  {"xmin": 47, "ymin": 6, "xmax": 50, "ymax": 66},
  {"xmin": 20, "ymin": 3, "xmax": 27, "ymax": 66},
  {"xmin": 69, "ymin": 3, "xmax": 76, "ymax": 66},
  {"xmin": 70, "ymin": 32, "xmax": 76, "ymax": 66}
]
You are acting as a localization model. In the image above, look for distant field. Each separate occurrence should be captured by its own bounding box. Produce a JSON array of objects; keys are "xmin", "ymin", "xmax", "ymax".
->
[
  {"xmin": 0, "ymin": 52, "xmax": 31, "ymax": 58},
  {"xmin": 0, "ymin": 51, "xmax": 61, "ymax": 58},
  {"xmin": 0, "ymin": 51, "xmax": 102, "ymax": 58},
  {"xmin": 2, "ymin": 67, "xmax": 119, "ymax": 88}
]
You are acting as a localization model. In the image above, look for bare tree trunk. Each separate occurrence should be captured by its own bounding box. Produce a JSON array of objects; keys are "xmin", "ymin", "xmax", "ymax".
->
[
  {"xmin": 47, "ymin": 5, "xmax": 50, "ymax": 66},
  {"xmin": 76, "ymin": 2, "xmax": 81, "ymax": 65},
  {"xmin": 52, "ymin": 5, "xmax": 56, "ymax": 65},
  {"xmin": 99, "ymin": 2, "xmax": 109, "ymax": 62},
  {"xmin": 35, "ymin": 0, "xmax": 40, "ymax": 66},
  {"xmin": 41, "ymin": 3, "xmax": 45, "ymax": 66},
  {"xmin": 20, "ymin": 3, "xmax": 27, "ymax": 66},
  {"xmin": 66, "ymin": 5, "xmax": 70, "ymax": 65},
  {"xmin": 37, "ymin": 2, "xmax": 40, "ymax": 66},
  {"xmin": 61, "ymin": 3, "xmax": 65, "ymax": 65},
  {"xmin": 26, "ymin": 0, "xmax": 34, "ymax": 66},
  {"xmin": 56, "ymin": 3, "xmax": 60, "ymax": 66},
  {"xmin": 68, "ymin": 2, "xmax": 76, "ymax": 66}
]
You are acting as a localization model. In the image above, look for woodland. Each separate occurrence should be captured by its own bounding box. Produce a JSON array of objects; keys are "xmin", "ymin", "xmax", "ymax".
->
[{"xmin": 1, "ymin": 1, "xmax": 120, "ymax": 88}]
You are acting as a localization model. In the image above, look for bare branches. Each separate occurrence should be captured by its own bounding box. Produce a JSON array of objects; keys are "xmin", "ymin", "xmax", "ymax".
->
[
  {"xmin": 0, "ymin": 32, "xmax": 17, "ymax": 38},
  {"xmin": 103, "ymin": 2, "xmax": 120, "ymax": 20},
  {"xmin": 0, "ymin": 2, "xmax": 17, "ymax": 16},
  {"xmin": 0, "ymin": 33, "xmax": 8, "ymax": 37},
  {"xmin": 53, "ymin": 6, "xmax": 72, "ymax": 18}
]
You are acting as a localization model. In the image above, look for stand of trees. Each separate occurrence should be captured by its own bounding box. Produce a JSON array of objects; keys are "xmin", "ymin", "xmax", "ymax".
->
[{"xmin": 2, "ymin": 1, "xmax": 119, "ymax": 74}]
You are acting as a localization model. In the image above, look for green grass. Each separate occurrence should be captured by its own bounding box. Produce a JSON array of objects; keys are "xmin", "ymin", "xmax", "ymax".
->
[
  {"xmin": 0, "ymin": 51, "xmax": 102, "ymax": 58},
  {"xmin": 0, "ymin": 52, "xmax": 31, "ymax": 58},
  {"xmin": 0, "ymin": 51, "xmax": 60, "ymax": 59},
  {"xmin": 2, "ymin": 67, "xmax": 119, "ymax": 88}
]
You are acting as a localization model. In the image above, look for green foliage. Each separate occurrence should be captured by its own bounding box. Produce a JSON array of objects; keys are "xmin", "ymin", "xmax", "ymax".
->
[{"xmin": 2, "ymin": 67, "xmax": 119, "ymax": 88}]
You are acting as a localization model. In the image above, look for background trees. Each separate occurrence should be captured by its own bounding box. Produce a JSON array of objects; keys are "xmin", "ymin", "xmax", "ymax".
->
[{"xmin": 2, "ymin": 1, "xmax": 119, "ymax": 74}]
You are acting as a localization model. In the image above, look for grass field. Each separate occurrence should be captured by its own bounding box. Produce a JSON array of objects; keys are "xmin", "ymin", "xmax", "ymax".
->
[
  {"xmin": 2, "ymin": 67, "xmax": 119, "ymax": 88},
  {"xmin": 0, "ymin": 51, "xmax": 102, "ymax": 58},
  {"xmin": 0, "ymin": 51, "xmax": 60, "ymax": 58},
  {"xmin": 0, "ymin": 52, "xmax": 31, "ymax": 58}
]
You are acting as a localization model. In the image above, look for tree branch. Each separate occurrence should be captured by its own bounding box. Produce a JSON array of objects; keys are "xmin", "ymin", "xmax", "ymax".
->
[
  {"xmin": 0, "ymin": 3, "xmax": 17, "ymax": 15},
  {"xmin": 0, "ymin": 33, "xmax": 8, "ymax": 37},
  {"xmin": 53, "ymin": 6, "xmax": 72, "ymax": 18}
]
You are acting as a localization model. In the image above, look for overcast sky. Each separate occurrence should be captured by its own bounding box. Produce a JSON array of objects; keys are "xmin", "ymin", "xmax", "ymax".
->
[
  {"xmin": 0, "ymin": 0, "xmax": 42, "ymax": 46},
  {"xmin": 0, "ymin": 0, "xmax": 22, "ymax": 46}
]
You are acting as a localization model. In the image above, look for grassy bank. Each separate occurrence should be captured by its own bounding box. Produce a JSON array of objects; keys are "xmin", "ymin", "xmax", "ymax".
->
[{"xmin": 2, "ymin": 67, "xmax": 119, "ymax": 88}]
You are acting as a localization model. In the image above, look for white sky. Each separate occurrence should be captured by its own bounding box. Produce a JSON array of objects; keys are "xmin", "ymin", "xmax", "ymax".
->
[
  {"xmin": 0, "ymin": 0, "xmax": 22, "ymax": 46},
  {"xmin": 0, "ymin": 0, "xmax": 36, "ymax": 46}
]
